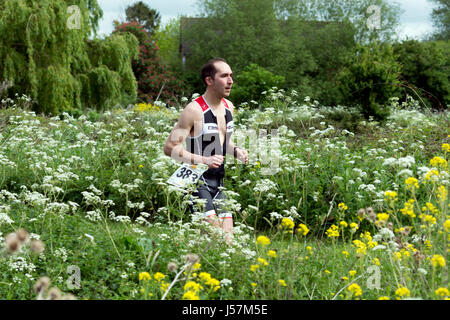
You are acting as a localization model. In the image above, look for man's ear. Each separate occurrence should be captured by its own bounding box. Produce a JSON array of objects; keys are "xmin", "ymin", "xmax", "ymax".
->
[{"xmin": 205, "ymin": 76, "xmax": 214, "ymax": 86}]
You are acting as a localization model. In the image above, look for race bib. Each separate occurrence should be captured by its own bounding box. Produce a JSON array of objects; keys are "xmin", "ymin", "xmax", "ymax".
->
[{"xmin": 167, "ymin": 163, "xmax": 208, "ymax": 189}]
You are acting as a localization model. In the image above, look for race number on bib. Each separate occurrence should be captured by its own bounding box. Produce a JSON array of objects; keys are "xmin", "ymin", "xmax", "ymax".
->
[{"xmin": 167, "ymin": 163, "xmax": 208, "ymax": 188}]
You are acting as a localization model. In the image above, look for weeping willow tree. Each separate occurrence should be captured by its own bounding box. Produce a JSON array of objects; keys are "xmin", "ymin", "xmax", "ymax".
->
[{"xmin": 0, "ymin": 0, "xmax": 139, "ymax": 114}]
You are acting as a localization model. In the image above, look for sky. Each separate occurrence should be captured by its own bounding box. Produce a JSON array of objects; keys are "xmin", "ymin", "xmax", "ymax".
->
[{"xmin": 96, "ymin": 0, "xmax": 436, "ymax": 40}]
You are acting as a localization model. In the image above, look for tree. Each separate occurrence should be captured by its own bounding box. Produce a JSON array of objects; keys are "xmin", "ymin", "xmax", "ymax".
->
[
  {"xmin": 154, "ymin": 17, "xmax": 182, "ymax": 72},
  {"xmin": 125, "ymin": 1, "xmax": 161, "ymax": 36},
  {"xmin": 114, "ymin": 21, "xmax": 183, "ymax": 104},
  {"xmin": 0, "ymin": 0, "xmax": 139, "ymax": 114},
  {"xmin": 276, "ymin": 0, "xmax": 403, "ymax": 43},
  {"xmin": 428, "ymin": 0, "xmax": 450, "ymax": 40}
]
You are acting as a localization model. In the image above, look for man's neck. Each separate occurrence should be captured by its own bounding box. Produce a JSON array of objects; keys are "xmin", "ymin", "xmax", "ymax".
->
[{"xmin": 203, "ymin": 90, "xmax": 223, "ymax": 110}]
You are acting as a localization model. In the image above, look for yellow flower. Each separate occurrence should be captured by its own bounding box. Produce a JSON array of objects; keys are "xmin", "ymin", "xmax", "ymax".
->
[
  {"xmin": 425, "ymin": 169, "xmax": 440, "ymax": 182},
  {"xmin": 183, "ymin": 290, "xmax": 200, "ymax": 300},
  {"xmin": 341, "ymin": 276, "xmax": 349, "ymax": 281},
  {"xmin": 306, "ymin": 246, "xmax": 312, "ymax": 253},
  {"xmin": 281, "ymin": 217, "xmax": 295, "ymax": 229},
  {"xmin": 267, "ymin": 250, "xmax": 277, "ymax": 258},
  {"xmin": 138, "ymin": 272, "xmax": 151, "ymax": 281},
  {"xmin": 430, "ymin": 156, "xmax": 447, "ymax": 168},
  {"xmin": 297, "ymin": 223, "xmax": 309, "ymax": 236},
  {"xmin": 192, "ymin": 263, "xmax": 201, "ymax": 270},
  {"xmin": 349, "ymin": 270, "xmax": 357, "ymax": 277},
  {"xmin": 340, "ymin": 221, "xmax": 348, "ymax": 228},
  {"xmin": 372, "ymin": 258, "xmax": 381, "ymax": 266},
  {"xmin": 352, "ymin": 240, "xmax": 367, "ymax": 256},
  {"xmin": 395, "ymin": 287, "xmax": 410, "ymax": 298},
  {"xmin": 278, "ymin": 279, "xmax": 287, "ymax": 287},
  {"xmin": 342, "ymin": 250, "xmax": 349, "ymax": 258},
  {"xmin": 349, "ymin": 222, "xmax": 359, "ymax": 232},
  {"xmin": 138, "ymin": 164, "xmax": 144, "ymax": 168},
  {"xmin": 405, "ymin": 177, "xmax": 419, "ymax": 190},
  {"xmin": 324, "ymin": 270, "xmax": 331, "ymax": 274},
  {"xmin": 384, "ymin": 191, "xmax": 398, "ymax": 201},
  {"xmin": 257, "ymin": 257, "xmax": 269, "ymax": 266},
  {"xmin": 431, "ymin": 254, "xmax": 446, "ymax": 268},
  {"xmin": 444, "ymin": 219, "xmax": 450, "ymax": 233},
  {"xmin": 435, "ymin": 287, "xmax": 450, "ymax": 298},
  {"xmin": 338, "ymin": 203, "xmax": 348, "ymax": 211},
  {"xmin": 326, "ymin": 224, "xmax": 340, "ymax": 238},
  {"xmin": 437, "ymin": 185, "xmax": 448, "ymax": 202},
  {"xmin": 378, "ymin": 296, "xmax": 390, "ymax": 300},
  {"xmin": 184, "ymin": 281, "xmax": 203, "ymax": 293},
  {"xmin": 251, "ymin": 282, "xmax": 257, "ymax": 288},
  {"xmin": 400, "ymin": 200, "xmax": 416, "ymax": 218},
  {"xmin": 250, "ymin": 264, "xmax": 260, "ymax": 272},
  {"xmin": 347, "ymin": 283, "xmax": 362, "ymax": 297},
  {"xmin": 442, "ymin": 143, "xmax": 450, "ymax": 153},
  {"xmin": 160, "ymin": 281, "xmax": 170, "ymax": 292},
  {"xmin": 153, "ymin": 272, "xmax": 165, "ymax": 282},
  {"xmin": 256, "ymin": 235, "xmax": 271, "ymax": 246}
]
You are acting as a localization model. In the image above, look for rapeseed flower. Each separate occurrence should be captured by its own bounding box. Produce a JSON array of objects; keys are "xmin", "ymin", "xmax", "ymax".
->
[
  {"xmin": 278, "ymin": 279, "xmax": 287, "ymax": 287},
  {"xmin": 250, "ymin": 264, "xmax": 260, "ymax": 272},
  {"xmin": 326, "ymin": 224, "xmax": 339, "ymax": 238},
  {"xmin": 430, "ymin": 156, "xmax": 447, "ymax": 168},
  {"xmin": 338, "ymin": 203, "xmax": 348, "ymax": 211},
  {"xmin": 184, "ymin": 281, "xmax": 203, "ymax": 293},
  {"xmin": 442, "ymin": 143, "xmax": 450, "ymax": 153},
  {"xmin": 267, "ymin": 250, "xmax": 277, "ymax": 258},
  {"xmin": 405, "ymin": 177, "xmax": 419, "ymax": 190},
  {"xmin": 138, "ymin": 272, "xmax": 151, "ymax": 281},
  {"xmin": 153, "ymin": 272, "xmax": 165, "ymax": 282},
  {"xmin": 183, "ymin": 290, "xmax": 200, "ymax": 300},
  {"xmin": 281, "ymin": 217, "xmax": 295, "ymax": 229},
  {"xmin": 297, "ymin": 224, "xmax": 309, "ymax": 236},
  {"xmin": 437, "ymin": 185, "xmax": 448, "ymax": 202},
  {"xmin": 340, "ymin": 221, "xmax": 348, "ymax": 228},
  {"xmin": 256, "ymin": 235, "xmax": 271, "ymax": 246},
  {"xmin": 257, "ymin": 257, "xmax": 269, "ymax": 266},
  {"xmin": 395, "ymin": 286, "xmax": 410, "ymax": 299},
  {"xmin": 435, "ymin": 287, "xmax": 450, "ymax": 298},
  {"xmin": 431, "ymin": 254, "xmax": 446, "ymax": 268},
  {"xmin": 347, "ymin": 283, "xmax": 362, "ymax": 297}
]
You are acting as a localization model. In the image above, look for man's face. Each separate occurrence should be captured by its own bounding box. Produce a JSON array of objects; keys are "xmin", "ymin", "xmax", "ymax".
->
[{"xmin": 208, "ymin": 61, "xmax": 233, "ymax": 97}]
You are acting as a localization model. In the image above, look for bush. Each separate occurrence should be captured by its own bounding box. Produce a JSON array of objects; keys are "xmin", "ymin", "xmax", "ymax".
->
[
  {"xmin": 113, "ymin": 21, "xmax": 184, "ymax": 105},
  {"xmin": 336, "ymin": 42, "xmax": 402, "ymax": 121},
  {"xmin": 230, "ymin": 64, "xmax": 285, "ymax": 106},
  {"xmin": 393, "ymin": 40, "xmax": 450, "ymax": 110}
]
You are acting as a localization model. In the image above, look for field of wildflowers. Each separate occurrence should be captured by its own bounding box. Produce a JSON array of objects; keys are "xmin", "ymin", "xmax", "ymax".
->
[{"xmin": 0, "ymin": 90, "xmax": 448, "ymax": 300}]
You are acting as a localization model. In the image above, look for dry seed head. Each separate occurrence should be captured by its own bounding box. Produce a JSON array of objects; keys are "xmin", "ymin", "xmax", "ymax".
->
[
  {"xmin": 387, "ymin": 222, "xmax": 393, "ymax": 230},
  {"xmin": 185, "ymin": 253, "xmax": 200, "ymax": 265},
  {"xmin": 30, "ymin": 239, "xmax": 45, "ymax": 254},
  {"xmin": 47, "ymin": 287, "xmax": 62, "ymax": 300},
  {"xmin": 357, "ymin": 208, "xmax": 366, "ymax": 218},
  {"xmin": 34, "ymin": 276, "xmax": 51, "ymax": 294},
  {"xmin": 167, "ymin": 262, "xmax": 178, "ymax": 273},
  {"xmin": 5, "ymin": 232, "xmax": 20, "ymax": 253},
  {"xmin": 16, "ymin": 228, "xmax": 29, "ymax": 243}
]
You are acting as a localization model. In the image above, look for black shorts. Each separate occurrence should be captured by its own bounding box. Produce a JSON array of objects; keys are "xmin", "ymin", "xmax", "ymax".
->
[{"xmin": 189, "ymin": 173, "xmax": 232, "ymax": 219}]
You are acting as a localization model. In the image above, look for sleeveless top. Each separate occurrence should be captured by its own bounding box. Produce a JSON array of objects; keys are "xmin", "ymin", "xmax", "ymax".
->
[{"xmin": 186, "ymin": 95, "xmax": 234, "ymax": 178}]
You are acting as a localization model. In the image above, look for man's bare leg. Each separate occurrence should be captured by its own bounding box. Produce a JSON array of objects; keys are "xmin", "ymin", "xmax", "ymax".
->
[{"xmin": 221, "ymin": 218, "xmax": 233, "ymax": 245}]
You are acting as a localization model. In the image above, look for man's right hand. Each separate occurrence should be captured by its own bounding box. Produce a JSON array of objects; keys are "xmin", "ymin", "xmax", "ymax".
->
[{"xmin": 202, "ymin": 155, "xmax": 224, "ymax": 169}]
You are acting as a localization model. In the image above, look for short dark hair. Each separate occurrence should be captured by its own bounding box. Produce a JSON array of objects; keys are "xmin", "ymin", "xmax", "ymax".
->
[{"xmin": 201, "ymin": 58, "xmax": 227, "ymax": 86}]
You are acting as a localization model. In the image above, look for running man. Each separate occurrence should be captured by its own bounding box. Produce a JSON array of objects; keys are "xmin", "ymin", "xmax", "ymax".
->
[{"xmin": 163, "ymin": 58, "xmax": 248, "ymax": 242}]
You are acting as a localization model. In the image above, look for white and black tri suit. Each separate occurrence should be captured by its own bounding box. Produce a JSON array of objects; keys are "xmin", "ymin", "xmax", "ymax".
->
[{"xmin": 186, "ymin": 95, "xmax": 233, "ymax": 219}]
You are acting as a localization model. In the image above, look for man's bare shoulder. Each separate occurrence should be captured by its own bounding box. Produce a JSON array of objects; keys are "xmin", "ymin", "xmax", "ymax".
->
[
  {"xmin": 180, "ymin": 101, "xmax": 203, "ymax": 120},
  {"xmin": 175, "ymin": 101, "xmax": 202, "ymax": 131},
  {"xmin": 224, "ymin": 98, "xmax": 235, "ymax": 113}
]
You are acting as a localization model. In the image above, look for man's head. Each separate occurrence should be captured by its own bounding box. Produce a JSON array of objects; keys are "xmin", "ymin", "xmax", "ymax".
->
[{"xmin": 201, "ymin": 58, "xmax": 233, "ymax": 98}]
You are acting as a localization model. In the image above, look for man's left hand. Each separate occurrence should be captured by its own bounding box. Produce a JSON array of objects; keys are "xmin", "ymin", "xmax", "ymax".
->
[{"xmin": 236, "ymin": 148, "xmax": 248, "ymax": 164}]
